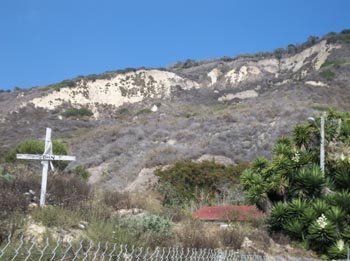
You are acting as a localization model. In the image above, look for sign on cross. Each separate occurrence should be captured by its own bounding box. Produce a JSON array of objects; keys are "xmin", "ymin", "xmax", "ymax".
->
[{"xmin": 16, "ymin": 128, "xmax": 76, "ymax": 206}]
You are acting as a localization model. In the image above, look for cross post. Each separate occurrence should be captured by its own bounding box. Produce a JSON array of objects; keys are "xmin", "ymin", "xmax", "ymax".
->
[{"xmin": 16, "ymin": 128, "xmax": 76, "ymax": 206}]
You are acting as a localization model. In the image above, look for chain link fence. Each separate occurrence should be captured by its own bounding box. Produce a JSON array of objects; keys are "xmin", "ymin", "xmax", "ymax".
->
[{"xmin": 0, "ymin": 235, "xmax": 265, "ymax": 260}]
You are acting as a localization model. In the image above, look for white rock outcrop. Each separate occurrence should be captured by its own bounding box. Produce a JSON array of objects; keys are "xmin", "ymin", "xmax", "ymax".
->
[
  {"xmin": 225, "ymin": 65, "xmax": 261, "ymax": 85},
  {"xmin": 29, "ymin": 69, "xmax": 199, "ymax": 117},
  {"xmin": 208, "ymin": 68, "xmax": 222, "ymax": 85},
  {"xmin": 305, "ymin": 81, "xmax": 328, "ymax": 87}
]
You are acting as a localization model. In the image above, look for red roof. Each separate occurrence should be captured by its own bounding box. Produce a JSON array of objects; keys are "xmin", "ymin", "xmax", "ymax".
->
[{"xmin": 192, "ymin": 205, "xmax": 265, "ymax": 221}]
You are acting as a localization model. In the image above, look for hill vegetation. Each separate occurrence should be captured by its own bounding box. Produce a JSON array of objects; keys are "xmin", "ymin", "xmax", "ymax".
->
[
  {"xmin": 241, "ymin": 109, "xmax": 350, "ymax": 259},
  {"xmin": 1, "ymin": 29, "xmax": 350, "ymax": 258}
]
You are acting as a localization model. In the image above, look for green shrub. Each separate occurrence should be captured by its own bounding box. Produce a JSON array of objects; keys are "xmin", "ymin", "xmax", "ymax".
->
[
  {"xmin": 326, "ymin": 30, "xmax": 350, "ymax": 44},
  {"xmin": 321, "ymin": 69, "xmax": 335, "ymax": 81},
  {"xmin": 321, "ymin": 60, "xmax": 349, "ymax": 68},
  {"xmin": 117, "ymin": 107, "xmax": 129, "ymax": 115},
  {"xmin": 62, "ymin": 107, "xmax": 93, "ymax": 118},
  {"xmin": 73, "ymin": 165, "xmax": 90, "ymax": 181},
  {"xmin": 136, "ymin": 108, "xmax": 152, "ymax": 115},
  {"xmin": 43, "ymin": 79, "xmax": 77, "ymax": 91},
  {"xmin": 0, "ymin": 166, "xmax": 14, "ymax": 183},
  {"xmin": 155, "ymin": 160, "xmax": 246, "ymax": 205},
  {"xmin": 129, "ymin": 214, "xmax": 173, "ymax": 235},
  {"xmin": 5, "ymin": 139, "xmax": 69, "ymax": 170}
]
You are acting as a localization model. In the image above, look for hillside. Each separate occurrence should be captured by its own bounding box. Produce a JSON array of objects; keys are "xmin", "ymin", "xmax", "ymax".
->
[{"xmin": 1, "ymin": 30, "xmax": 350, "ymax": 191}]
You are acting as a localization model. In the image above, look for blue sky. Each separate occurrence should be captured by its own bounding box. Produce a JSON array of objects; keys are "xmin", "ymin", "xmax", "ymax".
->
[{"xmin": 0, "ymin": 0, "xmax": 349, "ymax": 90}]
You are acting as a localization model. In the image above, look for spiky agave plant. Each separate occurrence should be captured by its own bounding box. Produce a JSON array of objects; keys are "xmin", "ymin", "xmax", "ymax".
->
[
  {"xmin": 325, "ymin": 206, "xmax": 346, "ymax": 234},
  {"xmin": 327, "ymin": 239, "xmax": 347, "ymax": 260},
  {"xmin": 283, "ymin": 219, "xmax": 305, "ymax": 241},
  {"xmin": 307, "ymin": 214, "xmax": 337, "ymax": 253},
  {"xmin": 312, "ymin": 199, "xmax": 330, "ymax": 217},
  {"xmin": 293, "ymin": 124, "xmax": 313, "ymax": 149},
  {"xmin": 332, "ymin": 160, "xmax": 350, "ymax": 190},
  {"xmin": 240, "ymin": 169, "xmax": 271, "ymax": 212},
  {"xmin": 291, "ymin": 164, "xmax": 326, "ymax": 199},
  {"xmin": 269, "ymin": 202, "xmax": 289, "ymax": 231},
  {"xmin": 326, "ymin": 190, "xmax": 350, "ymax": 213}
]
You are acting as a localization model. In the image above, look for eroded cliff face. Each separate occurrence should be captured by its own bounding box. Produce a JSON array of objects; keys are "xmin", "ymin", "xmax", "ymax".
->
[
  {"xmin": 21, "ymin": 40, "xmax": 340, "ymax": 118},
  {"xmin": 27, "ymin": 70, "xmax": 199, "ymax": 117}
]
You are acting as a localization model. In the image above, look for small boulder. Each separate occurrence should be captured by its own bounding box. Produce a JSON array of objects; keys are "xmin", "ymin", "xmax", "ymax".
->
[
  {"xmin": 151, "ymin": 105, "xmax": 158, "ymax": 112},
  {"xmin": 28, "ymin": 202, "xmax": 38, "ymax": 211}
]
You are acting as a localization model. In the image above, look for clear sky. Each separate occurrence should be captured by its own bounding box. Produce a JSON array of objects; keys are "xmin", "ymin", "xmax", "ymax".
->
[{"xmin": 0, "ymin": 0, "xmax": 349, "ymax": 90}]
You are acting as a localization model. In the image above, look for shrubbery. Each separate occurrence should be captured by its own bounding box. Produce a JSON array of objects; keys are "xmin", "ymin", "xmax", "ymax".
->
[
  {"xmin": 155, "ymin": 160, "xmax": 247, "ymax": 205},
  {"xmin": 5, "ymin": 139, "xmax": 69, "ymax": 170},
  {"xmin": 326, "ymin": 29, "xmax": 350, "ymax": 44},
  {"xmin": 321, "ymin": 69, "xmax": 335, "ymax": 81},
  {"xmin": 241, "ymin": 109, "xmax": 350, "ymax": 258},
  {"xmin": 62, "ymin": 107, "xmax": 93, "ymax": 118},
  {"xmin": 73, "ymin": 164, "xmax": 90, "ymax": 181}
]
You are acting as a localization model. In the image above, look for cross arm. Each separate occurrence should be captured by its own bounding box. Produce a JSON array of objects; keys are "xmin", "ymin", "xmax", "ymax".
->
[{"xmin": 16, "ymin": 154, "xmax": 76, "ymax": 161}]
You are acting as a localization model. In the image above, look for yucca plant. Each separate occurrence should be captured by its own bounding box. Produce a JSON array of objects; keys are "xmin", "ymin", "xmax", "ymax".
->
[
  {"xmin": 270, "ymin": 154, "xmax": 291, "ymax": 173},
  {"xmin": 251, "ymin": 157, "xmax": 268, "ymax": 173},
  {"xmin": 283, "ymin": 219, "xmax": 305, "ymax": 240},
  {"xmin": 327, "ymin": 239, "xmax": 347, "ymax": 260},
  {"xmin": 287, "ymin": 198, "xmax": 308, "ymax": 219},
  {"xmin": 273, "ymin": 143, "xmax": 292, "ymax": 157},
  {"xmin": 326, "ymin": 190, "xmax": 350, "ymax": 214},
  {"xmin": 307, "ymin": 216, "xmax": 337, "ymax": 253},
  {"xmin": 325, "ymin": 206, "xmax": 346, "ymax": 234},
  {"xmin": 293, "ymin": 124, "xmax": 313, "ymax": 149},
  {"xmin": 269, "ymin": 202, "xmax": 289, "ymax": 231},
  {"xmin": 240, "ymin": 169, "xmax": 261, "ymax": 189},
  {"xmin": 300, "ymin": 207, "xmax": 317, "ymax": 226},
  {"xmin": 332, "ymin": 161, "xmax": 350, "ymax": 190},
  {"xmin": 276, "ymin": 136, "xmax": 292, "ymax": 146},
  {"xmin": 312, "ymin": 199, "xmax": 330, "ymax": 217},
  {"xmin": 268, "ymin": 173, "xmax": 288, "ymax": 199},
  {"xmin": 245, "ymin": 184, "xmax": 270, "ymax": 212},
  {"xmin": 292, "ymin": 165, "xmax": 325, "ymax": 199},
  {"xmin": 240, "ymin": 110, "xmax": 350, "ymax": 258},
  {"xmin": 341, "ymin": 225, "xmax": 350, "ymax": 242}
]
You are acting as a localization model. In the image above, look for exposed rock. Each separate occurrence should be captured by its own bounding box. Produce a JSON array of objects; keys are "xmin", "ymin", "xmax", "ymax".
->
[
  {"xmin": 25, "ymin": 223, "xmax": 46, "ymax": 242},
  {"xmin": 305, "ymin": 81, "xmax": 328, "ymax": 87},
  {"xmin": 28, "ymin": 202, "xmax": 38, "ymax": 211},
  {"xmin": 87, "ymin": 161, "xmax": 111, "ymax": 185},
  {"xmin": 27, "ymin": 69, "xmax": 199, "ymax": 118},
  {"xmin": 116, "ymin": 208, "xmax": 144, "ymax": 217},
  {"xmin": 123, "ymin": 167, "xmax": 160, "ymax": 193},
  {"xmin": 151, "ymin": 105, "xmax": 158, "ymax": 112},
  {"xmin": 77, "ymin": 221, "xmax": 88, "ymax": 230},
  {"xmin": 166, "ymin": 139, "xmax": 177, "ymax": 145},
  {"xmin": 208, "ymin": 68, "xmax": 222, "ymax": 85},
  {"xmin": 218, "ymin": 90, "xmax": 258, "ymax": 101},
  {"xmin": 196, "ymin": 154, "xmax": 234, "ymax": 165},
  {"xmin": 225, "ymin": 65, "xmax": 261, "ymax": 85},
  {"xmin": 241, "ymin": 236, "xmax": 254, "ymax": 249}
]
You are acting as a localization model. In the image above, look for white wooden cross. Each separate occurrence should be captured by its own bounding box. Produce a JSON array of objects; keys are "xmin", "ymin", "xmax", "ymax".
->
[{"xmin": 16, "ymin": 128, "xmax": 76, "ymax": 206}]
